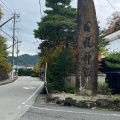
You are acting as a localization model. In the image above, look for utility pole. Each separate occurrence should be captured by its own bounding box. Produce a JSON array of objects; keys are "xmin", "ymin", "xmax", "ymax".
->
[
  {"xmin": 11, "ymin": 13, "xmax": 16, "ymax": 80},
  {"xmin": 16, "ymin": 38, "xmax": 18, "ymax": 76},
  {"xmin": 16, "ymin": 39, "xmax": 21, "ymax": 76},
  {"xmin": 45, "ymin": 62, "xmax": 47, "ymax": 84}
]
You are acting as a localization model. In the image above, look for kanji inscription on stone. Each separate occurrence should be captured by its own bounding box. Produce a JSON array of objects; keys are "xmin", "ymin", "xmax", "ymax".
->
[
  {"xmin": 83, "ymin": 51, "xmax": 91, "ymax": 64},
  {"xmin": 83, "ymin": 36, "xmax": 92, "ymax": 48},
  {"xmin": 84, "ymin": 21, "xmax": 91, "ymax": 32},
  {"xmin": 84, "ymin": 68, "xmax": 91, "ymax": 77}
]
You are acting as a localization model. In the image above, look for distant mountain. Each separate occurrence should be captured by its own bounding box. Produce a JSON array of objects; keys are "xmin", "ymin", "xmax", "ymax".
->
[{"xmin": 7, "ymin": 54, "xmax": 40, "ymax": 66}]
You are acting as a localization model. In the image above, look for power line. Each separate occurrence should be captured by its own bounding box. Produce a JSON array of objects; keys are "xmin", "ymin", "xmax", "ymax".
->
[
  {"xmin": 5, "ymin": 0, "xmax": 20, "ymax": 13},
  {"xmin": 3, "ymin": 0, "xmax": 17, "ymax": 13},
  {"xmin": 0, "ymin": 16, "xmax": 13, "ymax": 27},
  {"xmin": 96, "ymin": 5, "xmax": 120, "ymax": 8},
  {"xmin": 106, "ymin": 0, "xmax": 119, "ymax": 14},
  {"xmin": 8, "ymin": 0, "xmax": 20, "ymax": 13},
  {"xmin": 1, "ymin": 6, "xmax": 12, "ymax": 18},
  {"xmin": 0, "ymin": 29, "xmax": 13, "ymax": 38},
  {"xmin": 0, "ymin": 21, "xmax": 12, "ymax": 29},
  {"xmin": 0, "ymin": 0, "xmax": 13, "ymax": 13},
  {"xmin": 72, "ymin": 1, "xmax": 120, "ymax": 9},
  {"xmin": 0, "ymin": 1, "xmax": 12, "ymax": 19},
  {"xmin": 19, "ymin": 29, "xmax": 33, "ymax": 35}
]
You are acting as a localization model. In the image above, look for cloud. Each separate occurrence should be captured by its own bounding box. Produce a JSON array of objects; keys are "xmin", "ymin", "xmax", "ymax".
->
[{"xmin": 1, "ymin": 0, "xmax": 120, "ymax": 55}]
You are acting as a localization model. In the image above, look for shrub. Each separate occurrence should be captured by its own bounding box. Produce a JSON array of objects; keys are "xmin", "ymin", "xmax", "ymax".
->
[
  {"xmin": 46, "ymin": 49, "xmax": 74, "ymax": 92},
  {"xmin": 18, "ymin": 68, "xmax": 33, "ymax": 76},
  {"xmin": 111, "ymin": 98, "xmax": 120, "ymax": 110},
  {"xmin": 97, "ymin": 82, "xmax": 111, "ymax": 95},
  {"xmin": 47, "ymin": 79, "xmax": 64, "ymax": 93},
  {"xmin": 64, "ymin": 87, "xmax": 75, "ymax": 94}
]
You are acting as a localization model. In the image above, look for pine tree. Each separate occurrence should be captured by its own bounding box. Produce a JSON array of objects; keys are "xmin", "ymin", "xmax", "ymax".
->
[
  {"xmin": 34, "ymin": 0, "xmax": 77, "ymax": 92},
  {"xmin": 34, "ymin": 0, "xmax": 77, "ymax": 50}
]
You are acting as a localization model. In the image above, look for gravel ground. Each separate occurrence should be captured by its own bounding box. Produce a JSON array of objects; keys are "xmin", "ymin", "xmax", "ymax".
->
[{"xmin": 51, "ymin": 93, "xmax": 120, "ymax": 101}]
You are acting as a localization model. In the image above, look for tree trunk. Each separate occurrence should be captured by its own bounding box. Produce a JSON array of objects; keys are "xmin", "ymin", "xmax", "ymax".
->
[{"xmin": 76, "ymin": 0, "xmax": 98, "ymax": 96}]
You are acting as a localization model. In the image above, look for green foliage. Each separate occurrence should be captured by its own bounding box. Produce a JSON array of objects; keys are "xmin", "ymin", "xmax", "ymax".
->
[
  {"xmin": 18, "ymin": 68, "xmax": 33, "ymax": 76},
  {"xmin": 0, "ymin": 11, "xmax": 9, "ymax": 80},
  {"xmin": 111, "ymin": 98, "xmax": 120, "ymax": 111},
  {"xmin": 47, "ymin": 49, "xmax": 74, "ymax": 92},
  {"xmin": 0, "ymin": 35, "xmax": 8, "ymax": 58},
  {"xmin": 64, "ymin": 86, "xmax": 75, "ymax": 94},
  {"xmin": 97, "ymin": 82, "xmax": 111, "ymax": 95},
  {"xmin": 34, "ymin": 0, "xmax": 77, "ymax": 50},
  {"xmin": 0, "ymin": 6, "xmax": 3, "ymax": 20},
  {"xmin": 6, "ymin": 63, "xmax": 12, "ymax": 73},
  {"xmin": 34, "ymin": 0, "xmax": 77, "ymax": 92},
  {"xmin": 31, "ymin": 72, "xmax": 39, "ymax": 77},
  {"xmin": 105, "ymin": 52, "xmax": 120, "ymax": 69},
  {"xmin": 47, "ymin": 80, "xmax": 64, "ymax": 92},
  {"xmin": 0, "ymin": 35, "xmax": 9, "ymax": 80},
  {"xmin": 98, "ymin": 35, "xmax": 110, "ymax": 56}
]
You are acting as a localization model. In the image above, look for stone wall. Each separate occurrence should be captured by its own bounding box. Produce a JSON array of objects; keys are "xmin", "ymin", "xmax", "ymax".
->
[
  {"xmin": 46, "ymin": 94, "xmax": 120, "ymax": 111},
  {"xmin": 0, "ymin": 69, "xmax": 8, "ymax": 81}
]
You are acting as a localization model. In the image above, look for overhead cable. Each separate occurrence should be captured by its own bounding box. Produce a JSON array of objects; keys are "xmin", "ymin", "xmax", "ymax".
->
[
  {"xmin": 1, "ymin": 6, "xmax": 12, "ymax": 18},
  {"xmin": 3, "ymin": 0, "xmax": 16, "ymax": 13},
  {"xmin": 0, "ymin": 0, "xmax": 13, "ymax": 13},
  {"xmin": 19, "ymin": 29, "xmax": 33, "ymax": 35},
  {"xmin": 4, "ymin": 0, "xmax": 20, "ymax": 13},
  {"xmin": 106, "ymin": 0, "xmax": 119, "ymax": 14},
  {"xmin": 0, "ymin": 29, "xmax": 13, "ymax": 38}
]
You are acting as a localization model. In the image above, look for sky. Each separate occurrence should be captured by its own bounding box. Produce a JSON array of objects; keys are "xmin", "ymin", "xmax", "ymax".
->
[{"xmin": 0, "ymin": 0, "xmax": 120, "ymax": 56}]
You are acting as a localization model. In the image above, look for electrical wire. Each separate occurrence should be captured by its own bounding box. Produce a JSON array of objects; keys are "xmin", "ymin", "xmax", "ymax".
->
[
  {"xmin": 0, "ymin": 29, "xmax": 13, "ymax": 38},
  {"xmin": 72, "ymin": 1, "xmax": 120, "ymax": 9},
  {"xmin": 96, "ymin": 5, "xmax": 120, "ymax": 8},
  {"xmin": 1, "ymin": 7, "xmax": 12, "ymax": 18},
  {"xmin": 106, "ymin": 0, "xmax": 119, "ymax": 14},
  {"xmin": 0, "ymin": 0, "xmax": 13, "ymax": 14},
  {"xmin": 8, "ymin": 0, "xmax": 20, "ymax": 13},
  {"xmin": 19, "ymin": 29, "xmax": 33, "ymax": 35},
  {"xmin": 1, "ymin": 0, "xmax": 20, "ymax": 13},
  {"xmin": 3, "ymin": 0, "xmax": 17, "ymax": 13},
  {"xmin": 0, "ymin": 1, "xmax": 12, "ymax": 20},
  {"xmin": 0, "ymin": 21, "xmax": 12, "ymax": 30}
]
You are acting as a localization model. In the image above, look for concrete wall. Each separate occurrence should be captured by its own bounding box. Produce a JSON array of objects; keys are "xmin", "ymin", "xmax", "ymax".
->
[
  {"xmin": 97, "ymin": 72, "xmax": 106, "ymax": 83},
  {"xmin": 65, "ymin": 73, "xmax": 106, "ymax": 87}
]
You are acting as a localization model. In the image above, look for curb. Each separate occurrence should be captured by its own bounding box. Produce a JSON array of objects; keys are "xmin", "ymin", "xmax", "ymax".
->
[{"xmin": 0, "ymin": 77, "xmax": 18, "ymax": 86}]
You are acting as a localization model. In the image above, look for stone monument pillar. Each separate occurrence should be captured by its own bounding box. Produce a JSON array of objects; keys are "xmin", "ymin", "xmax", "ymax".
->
[{"xmin": 76, "ymin": 0, "xmax": 99, "ymax": 96}]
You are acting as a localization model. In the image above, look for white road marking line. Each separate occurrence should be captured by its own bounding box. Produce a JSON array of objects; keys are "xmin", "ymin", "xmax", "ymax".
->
[
  {"xmin": 17, "ymin": 106, "xmax": 22, "ymax": 109},
  {"xmin": 14, "ymin": 78, "xmax": 18, "ymax": 83},
  {"xmin": 25, "ymin": 105, "xmax": 120, "ymax": 117},
  {"xmin": 22, "ymin": 82, "xmax": 44, "ymax": 105},
  {"xmin": 23, "ymin": 86, "xmax": 35, "ymax": 90}
]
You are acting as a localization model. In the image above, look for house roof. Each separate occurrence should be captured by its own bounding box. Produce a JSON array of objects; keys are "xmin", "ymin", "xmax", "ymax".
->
[{"xmin": 105, "ymin": 30, "xmax": 120, "ymax": 42}]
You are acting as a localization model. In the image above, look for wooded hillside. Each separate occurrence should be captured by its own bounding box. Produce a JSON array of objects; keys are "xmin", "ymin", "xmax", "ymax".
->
[{"xmin": 7, "ymin": 54, "xmax": 39, "ymax": 66}]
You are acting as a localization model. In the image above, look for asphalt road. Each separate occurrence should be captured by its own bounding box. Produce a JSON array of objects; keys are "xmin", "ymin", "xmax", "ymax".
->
[
  {"xmin": 19, "ymin": 95, "xmax": 120, "ymax": 120},
  {"xmin": 0, "ymin": 76, "xmax": 44, "ymax": 120}
]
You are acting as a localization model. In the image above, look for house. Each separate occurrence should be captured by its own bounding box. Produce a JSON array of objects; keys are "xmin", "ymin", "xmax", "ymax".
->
[
  {"xmin": 105, "ymin": 70, "xmax": 120, "ymax": 95},
  {"xmin": 103, "ymin": 30, "xmax": 120, "ymax": 94}
]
